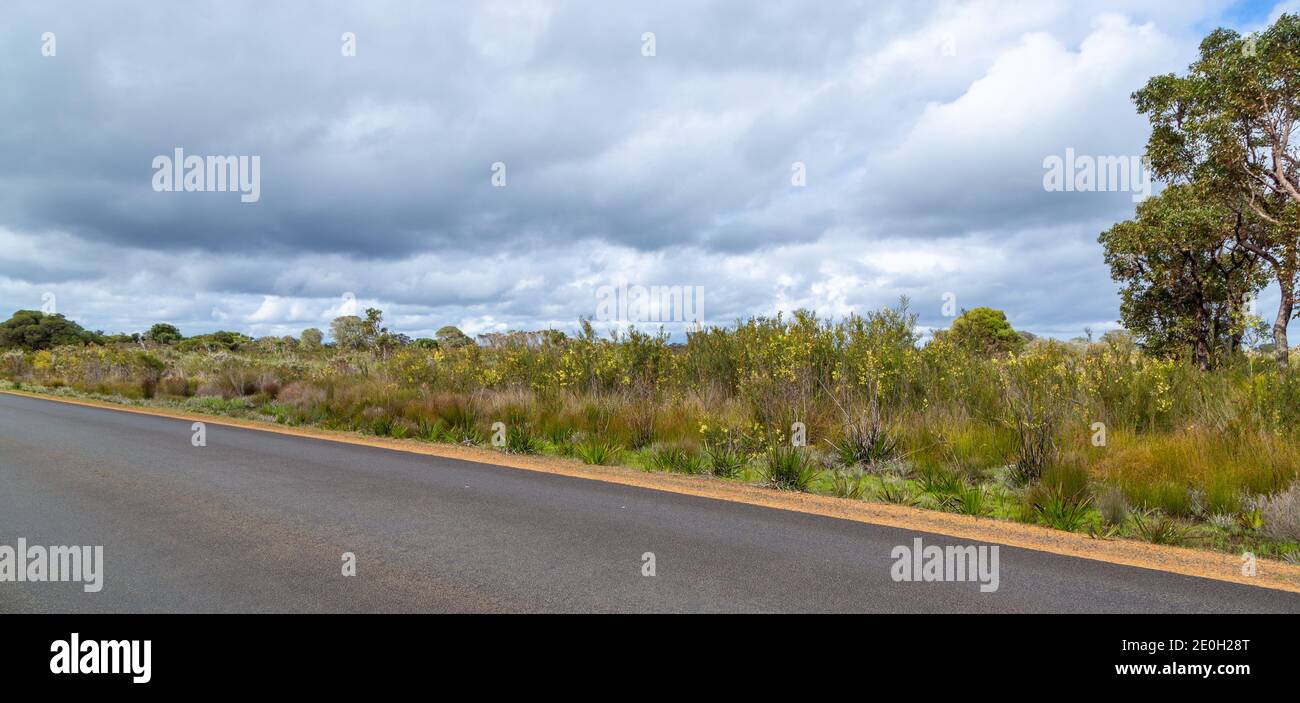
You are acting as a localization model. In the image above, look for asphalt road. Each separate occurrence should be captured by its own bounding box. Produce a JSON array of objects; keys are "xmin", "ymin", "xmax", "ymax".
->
[{"xmin": 1, "ymin": 392, "xmax": 1296, "ymax": 613}]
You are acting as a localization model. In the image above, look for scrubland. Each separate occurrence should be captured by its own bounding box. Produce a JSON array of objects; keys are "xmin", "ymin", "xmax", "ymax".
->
[{"xmin": 4, "ymin": 304, "xmax": 1298, "ymax": 561}]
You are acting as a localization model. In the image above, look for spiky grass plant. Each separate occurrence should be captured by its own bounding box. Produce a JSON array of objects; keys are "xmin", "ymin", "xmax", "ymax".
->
[
  {"xmin": 828, "ymin": 415, "xmax": 900, "ymax": 468},
  {"xmin": 829, "ymin": 469, "xmax": 869, "ymax": 499},
  {"xmin": 1131, "ymin": 510, "xmax": 1191, "ymax": 546},
  {"xmin": 704, "ymin": 444, "xmax": 746, "ymax": 478},
  {"xmin": 948, "ymin": 482, "xmax": 990, "ymax": 517},
  {"xmin": 1031, "ymin": 491, "xmax": 1093, "ymax": 532},
  {"xmin": 504, "ymin": 425, "xmax": 543, "ymax": 455},
  {"xmin": 645, "ymin": 442, "xmax": 706, "ymax": 474},
  {"xmin": 874, "ymin": 478, "xmax": 921, "ymax": 507},
  {"xmin": 761, "ymin": 445, "xmax": 821, "ymax": 491},
  {"xmin": 574, "ymin": 439, "xmax": 623, "ymax": 466}
]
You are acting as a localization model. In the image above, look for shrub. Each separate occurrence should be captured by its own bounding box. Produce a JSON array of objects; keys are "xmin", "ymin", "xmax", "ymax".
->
[
  {"xmin": 1041, "ymin": 460, "xmax": 1091, "ymax": 502},
  {"xmin": 1131, "ymin": 510, "xmax": 1191, "ymax": 546},
  {"xmin": 1024, "ymin": 462, "xmax": 1093, "ymax": 531},
  {"xmin": 1096, "ymin": 487, "xmax": 1129, "ymax": 526},
  {"xmin": 11, "ymin": 303, "xmax": 1300, "ymax": 557},
  {"xmin": 0, "ymin": 310, "xmax": 98, "ymax": 350},
  {"xmin": 829, "ymin": 469, "xmax": 869, "ymax": 499},
  {"xmin": 159, "ymin": 375, "xmax": 192, "ymax": 397},
  {"xmin": 948, "ymin": 482, "xmax": 990, "ymax": 517},
  {"xmin": 1238, "ymin": 506, "xmax": 1265, "ymax": 532},
  {"xmin": 945, "ymin": 307, "xmax": 1026, "ymax": 357},
  {"xmin": 575, "ymin": 439, "xmax": 623, "ymax": 466},
  {"xmin": 645, "ymin": 442, "xmax": 705, "ymax": 474},
  {"xmin": 874, "ymin": 478, "xmax": 920, "ymax": 506},
  {"xmin": 760, "ymin": 446, "xmax": 821, "ymax": 491},
  {"xmin": 504, "ymin": 425, "xmax": 543, "ymax": 454},
  {"xmin": 390, "ymin": 418, "xmax": 417, "ymax": 439},
  {"xmin": 1255, "ymin": 483, "xmax": 1300, "ymax": 543},
  {"xmin": 827, "ymin": 409, "xmax": 899, "ymax": 469},
  {"xmin": 1028, "ymin": 490, "xmax": 1093, "ymax": 532},
  {"xmin": 704, "ymin": 444, "xmax": 746, "ymax": 478},
  {"xmin": 918, "ymin": 467, "xmax": 963, "ymax": 501},
  {"xmin": 362, "ymin": 407, "xmax": 393, "ymax": 436}
]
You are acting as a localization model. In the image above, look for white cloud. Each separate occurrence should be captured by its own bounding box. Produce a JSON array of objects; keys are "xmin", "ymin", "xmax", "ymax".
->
[{"xmin": 0, "ymin": 0, "xmax": 1289, "ymax": 342}]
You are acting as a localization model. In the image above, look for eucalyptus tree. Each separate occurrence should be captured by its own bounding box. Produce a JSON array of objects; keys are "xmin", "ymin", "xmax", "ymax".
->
[
  {"xmin": 1134, "ymin": 14, "xmax": 1300, "ymax": 365},
  {"xmin": 1100, "ymin": 184, "xmax": 1266, "ymax": 369}
]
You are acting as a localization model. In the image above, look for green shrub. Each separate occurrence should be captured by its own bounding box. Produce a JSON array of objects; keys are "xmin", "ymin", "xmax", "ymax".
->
[
  {"xmin": 704, "ymin": 444, "xmax": 746, "ymax": 478},
  {"xmin": 1131, "ymin": 510, "xmax": 1191, "ymax": 546},
  {"xmin": 1028, "ymin": 490, "xmax": 1093, "ymax": 532},
  {"xmin": 947, "ymin": 482, "xmax": 990, "ymax": 517},
  {"xmin": 575, "ymin": 439, "xmax": 623, "ymax": 466},
  {"xmin": 827, "ymin": 412, "xmax": 899, "ymax": 468},
  {"xmin": 918, "ymin": 467, "xmax": 963, "ymax": 500},
  {"xmin": 645, "ymin": 442, "xmax": 705, "ymax": 474},
  {"xmin": 504, "ymin": 425, "xmax": 543, "ymax": 454},
  {"xmin": 829, "ymin": 469, "xmax": 869, "ymax": 499},
  {"xmin": 874, "ymin": 478, "xmax": 920, "ymax": 506},
  {"xmin": 760, "ymin": 446, "xmax": 820, "ymax": 491}
]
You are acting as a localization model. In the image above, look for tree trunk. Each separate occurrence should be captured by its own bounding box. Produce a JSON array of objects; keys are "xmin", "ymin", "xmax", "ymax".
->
[
  {"xmin": 1274, "ymin": 287, "xmax": 1294, "ymax": 368},
  {"xmin": 1194, "ymin": 302, "xmax": 1212, "ymax": 371},
  {"xmin": 1274, "ymin": 246, "xmax": 1297, "ymax": 368}
]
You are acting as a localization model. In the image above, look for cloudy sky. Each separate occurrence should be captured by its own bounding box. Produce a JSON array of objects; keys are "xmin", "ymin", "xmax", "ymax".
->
[{"xmin": 2, "ymin": 0, "xmax": 1296, "ymax": 341}]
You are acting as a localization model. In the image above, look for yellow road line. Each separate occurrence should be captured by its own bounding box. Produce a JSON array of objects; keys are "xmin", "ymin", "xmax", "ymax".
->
[{"xmin": 5, "ymin": 388, "xmax": 1299, "ymax": 595}]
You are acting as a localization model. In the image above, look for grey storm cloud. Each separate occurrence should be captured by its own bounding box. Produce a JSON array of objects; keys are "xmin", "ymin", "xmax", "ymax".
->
[{"xmin": 0, "ymin": 0, "xmax": 1278, "ymax": 340}]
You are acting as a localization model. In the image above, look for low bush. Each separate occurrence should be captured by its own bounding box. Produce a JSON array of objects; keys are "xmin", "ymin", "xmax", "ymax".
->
[
  {"xmin": 575, "ymin": 439, "xmax": 623, "ymax": 466},
  {"xmin": 760, "ymin": 446, "xmax": 820, "ymax": 491},
  {"xmin": 1255, "ymin": 483, "xmax": 1300, "ymax": 543}
]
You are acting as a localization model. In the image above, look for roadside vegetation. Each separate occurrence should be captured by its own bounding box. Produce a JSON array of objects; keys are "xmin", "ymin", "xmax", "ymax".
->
[
  {"xmin": 2, "ymin": 301, "xmax": 1299, "ymax": 563},
  {"xmin": 3, "ymin": 14, "xmax": 1299, "ymax": 563}
]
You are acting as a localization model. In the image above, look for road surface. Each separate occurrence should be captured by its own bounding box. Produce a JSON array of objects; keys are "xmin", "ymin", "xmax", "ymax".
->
[{"xmin": 1, "ymin": 392, "xmax": 1296, "ymax": 613}]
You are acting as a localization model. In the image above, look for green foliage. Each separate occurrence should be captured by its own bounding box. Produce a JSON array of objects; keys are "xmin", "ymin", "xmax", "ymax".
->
[
  {"xmin": 703, "ymin": 444, "xmax": 746, "ymax": 478},
  {"xmin": 645, "ymin": 442, "xmax": 706, "ymax": 474},
  {"xmin": 435, "ymin": 326, "xmax": 474, "ymax": 349},
  {"xmin": 503, "ymin": 424, "xmax": 543, "ymax": 454},
  {"xmin": 948, "ymin": 482, "xmax": 990, "ymax": 517},
  {"xmin": 1131, "ymin": 510, "xmax": 1192, "ymax": 546},
  {"xmin": 176, "ymin": 330, "xmax": 252, "ymax": 352},
  {"xmin": 1028, "ymin": 490, "xmax": 1093, "ymax": 532},
  {"xmin": 1238, "ymin": 507, "xmax": 1265, "ymax": 532},
  {"xmin": 944, "ymin": 307, "xmax": 1025, "ymax": 357},
  {"xmin": 1023, "ymin": 461, "xmax": 1094, "ymax": 531},
  {"xmin": 1099, "ymin": 184, "xmax": 1265, "ymax": 369},
  {"xmin": 827, "ymin": 409, "xmax": 899, "ymax": 469},
  {"xmin": 829, "ymin": 469, "xmax": 869, "ymax": 499},
  {"xmin": 330, "ymin": 316, "xmax": 367, "ymax": 350},
  {"xmin": 1132, "ymin": 13, "xmax": 1300, "ymax": 367},
  {"xmin": 760, "ymin": 446, "xmax": 821, "ymax": 491},
  {"xmin": 6, "ymin": 301, "xmax": 1300, "ymax": 557},
  {"xmin": 575, "ymin": 439, "xmax": 622, "ymax": 465},
  {"xmin": 147, "ymin": 323, "xmax": 183, "ymax": 345},
  {"xmin": 300, "ymin": 328, "xmax": 323, "ymax": 350},
  {"xmin": 0, "ymin": 310, "xmax": 98, "ymax": 350},
  {"xmin": 874, "ymin": 478, "xmax": 921, "ymax": 506},
  {"xmin": 918, "ymin": 467, "xmax": 963, "ymax": 500}
]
